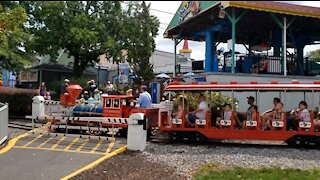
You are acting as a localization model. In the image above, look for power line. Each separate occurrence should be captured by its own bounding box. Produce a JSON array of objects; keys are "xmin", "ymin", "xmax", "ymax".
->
[{"xmin": 150, "ymin": 8, "xmax": 175, "ymax": 15}]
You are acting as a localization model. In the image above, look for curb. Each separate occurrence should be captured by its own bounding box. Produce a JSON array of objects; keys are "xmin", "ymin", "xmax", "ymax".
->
[
  {"xmin": 0, "ymin": 132, "xmax": 29, "ymax": 155},
  {"xmin": 60, "ymin": 145, "xmax": 128, "ymax": 180}
]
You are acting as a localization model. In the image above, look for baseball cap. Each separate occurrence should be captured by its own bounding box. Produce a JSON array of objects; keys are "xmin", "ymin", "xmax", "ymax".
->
[{"xmin": 247, "ymin": 96, "xmax": 255, "ymax": 101}]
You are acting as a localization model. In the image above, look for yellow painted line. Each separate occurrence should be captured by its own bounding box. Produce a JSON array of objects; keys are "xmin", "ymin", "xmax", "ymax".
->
[
  {"xmin": 90, "ymin": 139, "xmax": 104, "ymax": 153},
  {"xmin": 76, "ymin": 138, "xmax": 90, "ymax": 152},
  {"xmin": 13, "ymin": 146, "xmax": 104, "ymax": 155},
  {"xmin": 60, "ymin": 145, "xmax": 127, "ymax": 180},
  {"xmin": 50, "ymin": 136, "xmax": 66, "ymax": 149},
  {"xmin": 37, "ymin": 136, "xmax": 54, "ymax": 148},
  {"xmin": 21, "ymin": 134, "xmax": 43, "ymax": 147},
  {"xmin": 105, "ymin": 140, "xmax": 115, "ymax": 154},
  {"xmin": 64, "ymin": 137, "xmax": 80, "ymax": 151},
  {"xmin": 0, "ymin": 132, "xmax": 29, "ymax": 155}
]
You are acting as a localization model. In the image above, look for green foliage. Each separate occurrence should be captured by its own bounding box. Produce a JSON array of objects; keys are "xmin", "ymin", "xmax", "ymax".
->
[
  {"xmin": 0, "ymin": 2, "xmax": 33, "ymax": 71},
  {"xmin": 124, "ymin": 1, "xmax": 159, "ymax": 83},
  {"xmin": 307, "ymin": 49, "xmax": 320, "ymax": 59},
  {"xmin": 173, "ymin": 91, "xmax": 237, "ymax": 114},
  {"xmin": 0, "ymin": 87, "xmax": 37, "ymax": 116},
  {"xmin": 194, "ymin": 165, "xmax": 320, "ymax": 180},
  {"xmin": 23, "ymin": 1, "xmax": 159, "ymax": 79}
]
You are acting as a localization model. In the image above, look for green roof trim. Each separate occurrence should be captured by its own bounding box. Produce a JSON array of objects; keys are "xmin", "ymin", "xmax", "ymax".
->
[{"xmin": 165, "ymin": 1, "xmax": 220, "ymax": 34}]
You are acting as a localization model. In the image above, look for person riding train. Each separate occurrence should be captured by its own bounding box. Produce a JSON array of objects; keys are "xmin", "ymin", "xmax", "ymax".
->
[
  {"xmin": 234, "ymin": 96, "xmax": 255, "ymax": 129},
  {"xmin": 187, "ymin": 94, "xmax": 209, "ymax": 127}
]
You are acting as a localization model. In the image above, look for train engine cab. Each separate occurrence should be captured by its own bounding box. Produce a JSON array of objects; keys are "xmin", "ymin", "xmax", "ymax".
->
[{"xmin": 102, "ymin": 95, "xmax": 136, "ymax": 118}]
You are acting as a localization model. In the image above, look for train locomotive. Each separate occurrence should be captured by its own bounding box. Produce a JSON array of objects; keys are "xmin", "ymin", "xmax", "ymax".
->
[{"xmin": 48, "ymin": 84, "xmax": 159, "ymax": 136}]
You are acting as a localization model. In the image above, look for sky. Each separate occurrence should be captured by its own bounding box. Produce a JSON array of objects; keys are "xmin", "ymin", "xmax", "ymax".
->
[{"xmin": 146, "ymin": 1, "xmax": 320, "ymax": 60}]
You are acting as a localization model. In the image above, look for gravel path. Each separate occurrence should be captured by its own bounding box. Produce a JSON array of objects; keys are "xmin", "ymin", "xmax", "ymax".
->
[
  {"xmin": 142, "ymin": 142, "xmax": 320, "ymax": 179},
  {"xmin": 72, "ymin": 150, "xmax": 189, "ymax": 180}
]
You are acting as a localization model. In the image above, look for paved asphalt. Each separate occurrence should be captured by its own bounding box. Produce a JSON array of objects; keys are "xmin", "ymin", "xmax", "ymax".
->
[{"xmin": 0, "ymin": 133, "xmax": 127, "ymax": 180}]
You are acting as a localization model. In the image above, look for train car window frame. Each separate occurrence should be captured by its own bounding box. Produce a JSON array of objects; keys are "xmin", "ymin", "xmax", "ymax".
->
[
  {"xmin": 105, "ymin": 98, "xmax": 112, "ymax": 108},
  {"xmin": 114, "ymin": 99, "xmax": 120, "ymax": 108}
]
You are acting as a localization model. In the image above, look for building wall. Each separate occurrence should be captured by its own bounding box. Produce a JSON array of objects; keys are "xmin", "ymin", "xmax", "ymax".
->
[{"xmin": 149, "ymin": 50, "xmax": 194, "ymax": 74}]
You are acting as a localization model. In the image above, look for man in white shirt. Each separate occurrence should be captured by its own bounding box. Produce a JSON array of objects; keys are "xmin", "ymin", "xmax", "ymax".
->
[
  {"xmin": 188, "ymin": 94, "xmax": 209, "ymax": 127},
  {"xmin": 137, "ymin": 85, "xmax": 152, "ymax": 108}
]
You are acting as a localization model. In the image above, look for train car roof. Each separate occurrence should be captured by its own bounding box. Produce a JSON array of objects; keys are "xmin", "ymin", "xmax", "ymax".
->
[
  {"xmin": 164, "ymin": 81, "xmax": 320, "ymax": 91},
  {"xmin": 101, "ymin": 95, "xmax": 135, "ymax": 99}
]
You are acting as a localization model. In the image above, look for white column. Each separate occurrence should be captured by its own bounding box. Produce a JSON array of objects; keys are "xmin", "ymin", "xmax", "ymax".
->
[{"xmin": 283, "ymin": 17, "xmax": 287, "ymax": 76}]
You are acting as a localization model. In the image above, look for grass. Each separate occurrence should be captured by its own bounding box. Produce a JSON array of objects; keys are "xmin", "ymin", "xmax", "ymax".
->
[{"xmin": 193, "ymin": 164, "xmax": 320, "ymax": 180}]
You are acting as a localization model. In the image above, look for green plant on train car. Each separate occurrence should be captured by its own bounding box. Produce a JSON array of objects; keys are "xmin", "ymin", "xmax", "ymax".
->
[{"xmin": 173, "ymin": 91, "xmax": 238, "ymax": 115}]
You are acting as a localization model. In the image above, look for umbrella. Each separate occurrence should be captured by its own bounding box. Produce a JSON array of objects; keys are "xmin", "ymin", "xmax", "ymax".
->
[
  {"xmin": 251, "ymin": 43, "xmax": 271, "ymax": 52},
  {"xmin": 183, "ymin": 72, "xmax": 194, "ymax": 77},
  {"xmin": 156, "ymin": 73, "xmax": 170, "ymax": 79}
]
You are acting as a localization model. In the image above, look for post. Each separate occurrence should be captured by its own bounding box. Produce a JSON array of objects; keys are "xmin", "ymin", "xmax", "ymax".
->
[
  {"xmin": 127, "ymin": 113, "xmax": 147, "ymax": 151},
  {"xmin": 283, "ymin": 17, "xmax": 287, "ymax": 76},
  {"xmin": 174, "ymin": 38, "xmax": 178, "ymax": 77},
  {"xmin": 231, "ymin": 8, "xmax": 236, "ymax": 74},
  {"xmin": 205, "ymin": 31, "xmax": 213, "ymax": 72}
]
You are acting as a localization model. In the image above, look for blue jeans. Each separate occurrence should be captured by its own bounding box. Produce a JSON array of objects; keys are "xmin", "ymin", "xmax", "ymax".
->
[
  {"xmin": 286, "ymin": 116, "xmax": 298, "ymax": 130},
  {"xmin": 188, "ymin": 114, "xmax": 198, "ymax": 124}
]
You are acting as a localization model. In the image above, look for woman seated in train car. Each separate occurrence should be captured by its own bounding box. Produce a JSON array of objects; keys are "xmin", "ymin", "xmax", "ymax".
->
[
  {"xmin": 261, "ymin": 98, "xmax": 281, "ymax": 129},
  {"xmin": 216, "ymin": 103, "xmax": 232, "ymax": 126},
  {"xmin": 265, "ymin": 102, "xmax": 285, "ymax": 130},
  {"xmin": 287, "ymin": 101, "xmax": 310, "ymax": 131},
  {"xmin": 242, "ymin": 105, "xmax": 258, "ymax": 129}
]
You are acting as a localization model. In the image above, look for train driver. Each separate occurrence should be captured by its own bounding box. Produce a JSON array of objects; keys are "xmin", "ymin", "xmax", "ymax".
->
[
  {"xmin": 137, "ymin": 85, "xmax": 152, "ymax": 108},
  {"xmin": 187, "ymin": 94, "xmax": 209, "ymax": 127}
]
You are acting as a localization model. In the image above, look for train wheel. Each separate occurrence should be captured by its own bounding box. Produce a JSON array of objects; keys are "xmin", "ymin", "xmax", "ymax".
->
[{"xmin": 87, "ymin": 121, "xmax": 102, "ymax": 136}]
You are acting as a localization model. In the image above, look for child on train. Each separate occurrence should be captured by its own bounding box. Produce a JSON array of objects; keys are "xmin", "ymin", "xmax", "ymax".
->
[
  {"xmin": 265, "ymin": 102, "xmax": 284, "ymax": 130},
  {"xmin": 216, "ymin": 103, "xmax": 232, "ymax": 126}
]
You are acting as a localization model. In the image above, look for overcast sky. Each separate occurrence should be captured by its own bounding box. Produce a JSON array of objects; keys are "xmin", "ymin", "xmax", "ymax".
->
[{"xmin": 146, "ymin": 1, "xmax": 320, "ymax": 60}]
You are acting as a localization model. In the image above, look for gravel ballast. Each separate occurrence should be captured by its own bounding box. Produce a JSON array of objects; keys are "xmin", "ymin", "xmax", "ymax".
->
[{"xmin": 142, "ymin": 141, "xmax": 320, "ymax": 179}]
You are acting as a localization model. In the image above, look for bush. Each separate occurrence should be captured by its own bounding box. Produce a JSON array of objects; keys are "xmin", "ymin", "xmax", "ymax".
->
[
  {"xmin": 173, "ymin": 91, "xmax": 238, "ymax": 117},
  {"xmin": 0, "ymin": 87, "xmax": 38, "ymax": 116}
]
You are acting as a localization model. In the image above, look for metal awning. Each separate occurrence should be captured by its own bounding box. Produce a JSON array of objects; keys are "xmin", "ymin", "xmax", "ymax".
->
[{"xmin": 164, "ymin": 1, "xmax": 320, "ymax": 46}]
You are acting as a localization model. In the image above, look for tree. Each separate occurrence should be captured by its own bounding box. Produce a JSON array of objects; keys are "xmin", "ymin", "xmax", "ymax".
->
[
  {"xmin": 0, "ymin": 2, "xmax": 33, "ymax": 71},
  {"xmin": 307, "ymin": 49, "xmax": 320, "ymax": 59},
  {"xmin": 23, "ymin": 1, "xmax": 159, "ymax": 79},
  {"xmin": 123, "ymin": 1, "xmax": 160, "ymax": 83}
]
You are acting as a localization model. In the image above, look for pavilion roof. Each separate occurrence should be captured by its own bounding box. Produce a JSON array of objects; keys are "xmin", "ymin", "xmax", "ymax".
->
[{"xmin": 164, "ymin": 1, "xmax": 320, "ymax": 46}]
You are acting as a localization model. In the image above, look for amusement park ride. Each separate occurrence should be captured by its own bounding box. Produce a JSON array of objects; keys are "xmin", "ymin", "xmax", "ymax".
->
[{"xmin": 29, "ymin": 81, "xmax": 320, "ymax": 147}]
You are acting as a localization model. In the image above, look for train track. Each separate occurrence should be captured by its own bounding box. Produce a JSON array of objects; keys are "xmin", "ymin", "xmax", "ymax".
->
[{"xmin": 8, "ymin": 122, "xmax": 33, "ymax": 131}]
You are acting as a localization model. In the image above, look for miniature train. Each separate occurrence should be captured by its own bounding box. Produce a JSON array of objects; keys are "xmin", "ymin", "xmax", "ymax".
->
[{"xmin": 45, "ymin": 81, "xmax": 320, "ymax": 147}]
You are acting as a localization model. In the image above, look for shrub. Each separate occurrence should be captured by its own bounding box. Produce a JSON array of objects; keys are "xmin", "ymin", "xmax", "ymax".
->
[
  {"xmin": 173, "ymin": 91, "xmax": 238, "ymax": 118},
  {"xmin": 0, "ymin": 87, "xmax": 38, "ymax": 116}
]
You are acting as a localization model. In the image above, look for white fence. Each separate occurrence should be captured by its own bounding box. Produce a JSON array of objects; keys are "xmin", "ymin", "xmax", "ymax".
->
[{"xmin": 0, "ymin": 103, "xmax": 9, "ymax": 145}]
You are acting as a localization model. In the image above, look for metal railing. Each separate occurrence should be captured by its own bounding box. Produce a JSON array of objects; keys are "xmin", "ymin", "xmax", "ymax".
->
[{"xmin": 0, "ymin": 103, "xmax": 9, "ymax": 145}]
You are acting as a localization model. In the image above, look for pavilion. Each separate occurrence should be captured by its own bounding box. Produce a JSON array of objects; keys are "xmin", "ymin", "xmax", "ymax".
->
[{"xmin": 164, "ymin": 1, "xmax": 320, "ymax": 77}]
